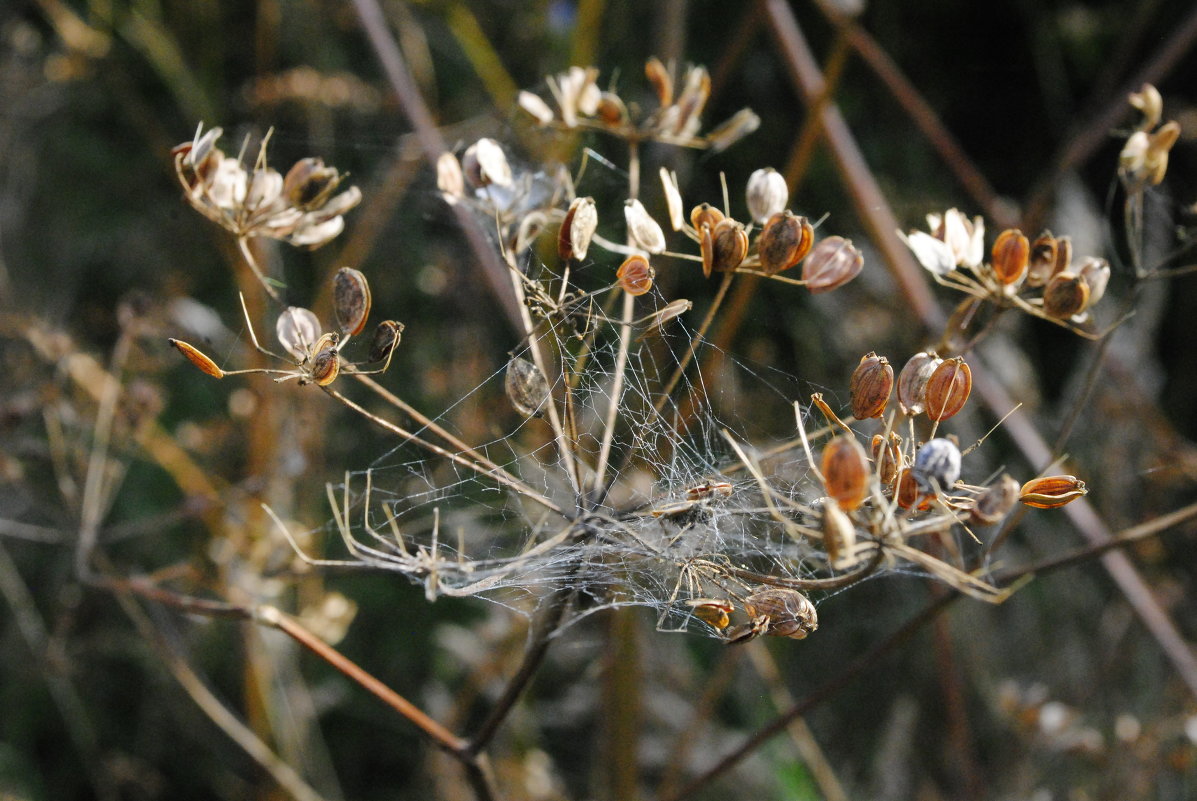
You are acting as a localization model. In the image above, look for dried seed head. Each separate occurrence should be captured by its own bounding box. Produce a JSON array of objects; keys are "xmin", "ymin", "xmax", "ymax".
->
[
  {"xmin": 1019, "ymin": 475, "xmax": 1088, "ymax": 509},
  {"xmin": 897, "ymin": 351, "xmax": 941, "ymax": 415},
  {"xmin": 821, "ymin": 434, "xmax": 871, "ymax": 511},
  {"xmin": 701, "ymin": 218, "xmax": 749, "ymax": 275},
  {"xmin": 746, "ymin": 167, "xmax": 788, "ymax": 224},
  {"xmin": 169, "ymin": 338, "xmax": 225, "ymax": 379},
  {"xmin": 1078, "ymin": 257, "xmax": 1110, "ymax": 307},
  {"xmin": 849, "ymin": 352, "xmax": 893, "ymax": 419},
  {"xmin": 1043, "ymin": 272, "xmax": 1090, "ymax": 319},
  {"xmin": 461, "ymin": 138, "xmax": 512, "ymax": 188},
  {"xmin": 332, "ymin": 267, "xmax": 372, "ymax": 337},
  {"xmin": 284, "ymin": 157, "xmax": 342, "ymax": 209},
  {"xmin": 924, "ymin": 357, "xmax": 972, "ymax": 421},
  {"xmin": 743, "ymin": 587, "xmax": 818, "ymax": 640},
  {"xmin": 276, "ymin": 306, "xmax": 323, "ymax": 360},
  {"xmin": 436, "ymin": 152, "xmax": 465, "ymax": 199},
  {"xmin": 624, "ymin": 199, "xmax": 666, "ymax": 254},
  {"xmin": 822, "ymin": 499, "xmax": 857, "ymax": 569},
  {"xmin": 895, "ymin": 467, "xmax": 934, "ymax": 511},
  {"xmin": 871, "ymin": 432, "xmax": 902, "ymax": 487},
  {"xmin": 367, "ymin": 320, "xmax": 404, "ymax": 363},
  {"xmin": 616, "ymin": 254, "xmax": 655, "ymax": 296},
  {"xmin": 912, "ymin": 437, "xmax": 961, "ymax": 494},
  {"xmin": 756, "ymin": 211, "xmax": 814, "ymax": 275},
  {"xmin": 992, "ymin": 228, "xmax": 1030, "ymax": 286},
  {"xmin": 687, "ymin": 598, "xmax": 733, "ymax": 630},
  {"xmin": 972, "ymin": 474, "xmax": 1020, "ymax": 525},
  {"xmin": 505, "ymin": 355, "xmax": 550, "ymax": 418},
  {"xmin": 559, "ymin": 196, "xmax": 598, "ymax": 262},
  {"xmin": 690, "ymin": 202, "xmax": 725, "ymax": 233},
  {"xmin": 1027, "ymin": 232, "xmax": 1058, "ymax": 287},
  {"xmin": 802, "ymin": 236, "xmax": 863, "ymax": 293}
]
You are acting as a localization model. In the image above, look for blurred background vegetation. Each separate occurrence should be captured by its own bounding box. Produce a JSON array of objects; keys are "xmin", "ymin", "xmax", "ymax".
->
[{"xmin": 2, "ymin": 1, "xmax": 1197, "ymax": 800}]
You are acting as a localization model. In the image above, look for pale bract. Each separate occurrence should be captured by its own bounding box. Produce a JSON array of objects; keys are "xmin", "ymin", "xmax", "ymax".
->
[{"xmin": 625, "ymin": 199, "xmax": 666, "ymax": 254}]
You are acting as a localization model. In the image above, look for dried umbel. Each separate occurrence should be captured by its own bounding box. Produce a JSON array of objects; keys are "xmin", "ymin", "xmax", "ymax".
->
[
  {"xmin": 559, "ymin": 196, "xmax": 598, "ymax": 262},
  {"xmin": 616, "ymin": 254, "xmax": 655, "ymax": 296},
  {"xmin": 849, "ymin": 352, "xmax": 893, "ymax": 419},
  {"xmin": 701, "ymin": 218, "xmax": 749, "ymax": 276},
  {"xmin": 972, "ymin": 474, "xmax": 1020, "ymax": 525},
  {"xmin": 821, "ymin": 434, "xmax": 870, "ymax": 511},
  {"xmin": 505, "ymin": 355, "xmax": 551, "ymax": 418},
  {"xmin": 803, "ymin": 236, "xmax": 863, "ymax": 293},
  {"xmin": 912, "ymin": 437, "xmax": 961, "ymax": 494},
  {"xmin": 897, "ymin": 351, "xmax": 940, "ymax": 416},
  {"xmin": 745, "ymin": 167, "xmax": 788, "ymax": 224},
  {"xmin": 991, "ymin": 228, "xmax": 1029, "ymax": 287},
  {"xmin": 1019, "ymin": 475, "xmax": 1088, "ymax": 509},
  {"xmin": 1043, "ymin": 272, "xmax": 1089, "ymax": 319},
  {"xmin": 625, "ymin": 199, "xmax": 667, "ymax": 254},
  {"xmin": 756, "ymin": 211, "xmax": 814, "ymax": 275},
  {"xmin": 333, "ymin": 267, "xmax": 372, "ymax": 337},
  {"xmin": 740, "ymin": 587, "xmax": 818, "ymax": 640},
  {"xmin": 924, "ymin": 357, "xmax": 971, "ymax": 421}
]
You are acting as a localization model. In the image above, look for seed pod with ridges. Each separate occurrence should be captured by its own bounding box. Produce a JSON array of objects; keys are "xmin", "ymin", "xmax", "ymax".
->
[
  {"xmin": 822, "ymin": 499, "xmax": 857, "ymax": 569},
  {"xmin": 743, "ymin": 587, "xmax": 818, "ymax": 639},
  {"xmin": 703, "ymin": 218, "xmax": 749, "ymax": 274},
  {"xmin": 559, "ymin": 196, "xmax": 598, "ymax": 262},
  {"xmin": 912, "ymin": 437, "xmax": 961, "ymax": 494},
  {"xmin": 169, "ymin": 339, "xmax": 225, "ymax": 378},
  {"xmin": 746, "ymin": 167, "xmax": 788, "ymax": 224},
  {"xmin": 897, "ymin": 351, "xmax": 941, "ymax": 416},
  {"xmin": 871, "ymin": 433, "xmax": 902, "ymax": 487},
  {"xmin": 821, "ymin": 435, "xmax": 870, "ymax": 511},
  {"xmin": 624, "ymin": 199, "xmax": 666, "ymax": 254},
  {"xmin": 367, "ymin": 320, "xmax": 404, "ymax": 364},
  {"xmin": 757, "ymin": 211, "xmax": 814, "ymax": 275},
  {"xmin": 1078, "ymin": 257, "xmax": 1110, "ymax": 307},
  {"xmin": 802, "ymin": 236, "xmax": 863, "ymax": 294},
  {"xmin": 1026, "ymin": 232, "xmax": 1058, "ymax": 287},
  {"xmin": 849, "ymin": 352, "xmax": 893, "ymax": 419},
  {"xmin": 505, "ymin": 355, "xmax": 550, "ymax": 418},
  {"xmin": 333, "ymin": 267, "xmax": 372, "ymax": 337},
  {"xmin": 616, "ymin": 254, "xmax": 654, "ymax": 297},
  {"xmin": 925, "ymin": 357, "xmax": 971, "ymax": 421},
  {"xmin": 1019, "ymin": 475, "xmax": 1087, "ymax": 509},
  {"xmin": 1043, "ymin": 272, "xmax": 1090, "ymax": 319},
  {"xmin": 972, "ymin": 474, "xmax": 1020, "ymax": 525},
  {"xmin": 690, "ymin": 202, "xmax": 724, "ymax": 233},
  {"xmin": 309, "ymin": 335, "xmax": 341, "ymax": 386},
  {"xmin": 992, "ymin": 228, "xmax": 1029, "ymax": 286}
]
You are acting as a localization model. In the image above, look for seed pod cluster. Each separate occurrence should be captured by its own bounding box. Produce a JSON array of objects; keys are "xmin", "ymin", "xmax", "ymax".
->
[{"xmin": 849, "ymin": 352, "xmax": 893, "ymax": 419}]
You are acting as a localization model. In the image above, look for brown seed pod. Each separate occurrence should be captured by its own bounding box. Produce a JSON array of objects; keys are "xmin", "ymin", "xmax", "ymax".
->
[
  {"xmin": 849, "ymin": 352, "xmax": 893, "ymax": 419},
  {"xmin": 284, "ymin": 157, "xmax": 341, "ymax": 208},
  {"xmin": 971, "ymin": 474, "xmax": 1020, "ymax": 525},
  {"xmin": 367, "ymin": 320, "xmax": 404, "ymax": 363},
  {"xmin": 802, "ymin": 236, "xmax": 863, "ymax": 294},
  {"xmin": 308, "ymin": 337, "xmax": 340, "ymax": 386},
  {"xmin": 169, "ymin": 338, "xmax": 225, "ymax": 379},
  {"xmin": 701, "ymin": 218, "xmax": 749, "ymax": 274},
  {"xmin": 332, "ymin": 267, "xmax": 372, "ymax": 337},
  {"xmin": 742, "ymin": 587, "xmax": 818, "ymax": 640},
  {"xmin": 505, "ymin": 355, "xmax": 550, "ymax": 418},
  {"xmin": 1043, "ymin": 272, "xmax": 1090, "ymax": 319},
  {"xmin": 1026, "ymin": 231, "xmax": 1058, "ymax": 287},
  {"xmin": 870, "ymin": 433, "xmax": 902, "ymax": 487},
  {"xmin": 1019, "ymin": 475, "xmax": 1088, "ymax": 509},
  {"xmin": 924, "ymin": 357, "xmax": 972, "ymax": 421},
  {"xmin": 756, "ymin": 211, "xmax": 814, "ymax": 275},
  {"xmin": 645, "ymin": 56, "xmax": 673, "ymax": 107},
  {"xmin": 690, "ymin": 203, "xmax": 725, "ymax": 233},
  {"xmin": 897, "ymin": 352, "xmax": 941, "ymax": 416},
  {"xmin": 992, "ymin": 228, "xmax": 1029, "ymax": 286},
  {"xmin": 895, "ymin": 467, "xmax": 933, "ymax": 511},
  {"xmin": 616, "ymin": 254, "xmax": 655, "ymax": 296},
  {"xmin": 687, "ymin": 599, "xmax": 733, "ymax": 630},
  {"xmin": 822, "ymin": 499, "xmax": 857, "ymax": 569},
  {"xmin": 595, "ymin": 91, "xmax": 629, "ymax": 125},
  {"xmin": 821, "ymin": 435, "xmax": 870, "ymax": 511},
  {"xmin": 558, "ymin": 196, "xmax": 598, "ymax": 262},
  {"xmin": 1053, "ymin": 235, "xmax": 1073, "ymax": 278}
]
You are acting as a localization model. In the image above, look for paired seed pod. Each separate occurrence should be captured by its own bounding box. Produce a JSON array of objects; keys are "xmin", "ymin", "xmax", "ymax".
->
[
  {"xmin": 849, "ymin": 352, "xmax": 893, "ymax": 419},
  {"xmin": 991, "ymin": 228, "xmax": 1029, "ymax": 287},
  {"xmin": 308, "ymin": 333, "xmax": 341, "ymax": 386},
  {"xmin": 616, "ymin": 254, "xmax": 655, "ymax": 296},
  {"xmin": 742, "ymin": 587, "xmax": 818, "ymax": 640},
  {"xmin": 756, "ymin": 211, "xmax": 814, "ymax": 275},
  {"xmin": 871, "ymin": 432, "xmax": 902, "ymax": 487},
  {"xmin": 895, "ymin": 467, "xmax": 934, "ymax": 511},
  {"xmin": 368, "ymin": 320, "xmax": 404, "ymax": 364},
  {"xmin": 1019, "ymin": 475, "xmax": 1087, "ymax": 509},
  {"xmin": 1043, "ymin": 272, "xmax": 1090, "ymax": 319},
  {"xmin": 690, "ymin": 202, "xmax": 725, "ymax": 232},
  {"xmin": 700, "ymin": 218, "xmax": 749, "ymax": 277},
  {"xmin": 625, "ymin": 199, "xmax": 666, "ymax": 254},
  {"xmin": 284, "ymin": 157, "xmax": 342, "ymax": 209},
  {"xmin": 821, "ymin": 434, "xmax": 871, "ymax": 510},
  {"xmin": 897, "ymin": 351, "xmax": 940, "ymax": 416},
  {"xmin": 1026, "ymin": 232, "xmax": 1071, "ymax": 287},
  {"xmin": 924, "ymin": 357, "xmax": 972, "ymax": 421},
  {"xmin": 802, "ymin": 236, "xmax": 863, "ymax": 293}
]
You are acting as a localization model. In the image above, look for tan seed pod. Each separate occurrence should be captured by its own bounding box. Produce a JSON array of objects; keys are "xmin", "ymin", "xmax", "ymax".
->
[
  {"xmin": 461, "ymin": 138, "xmax": 512, "ymax": 188},
  {"xmin": 690, "ymin": 202, "xmax": 725, "ymax": 233},
  {"xmin": 742, "ymin": 587, "xmax": 818, "ymax": 640},
  {"xmin": 624, "ymin": 199, "xmax": 666, "ymax": 254},
  {"xmin": 1043, "ymin": 272, "xmax": 1090, "ymax": 319},
  {"xmin": 169, "ymin": 338, "xmax": 225, "ymax": 379},
  {"xmin": 505, "ymin": 355, "xmax": 550, "ymax": 418},
  {"xmin": 435, "ymin": 152, "xmax": 465, "ymax": 199},
  {"xmin": 897, "ymin": 351, "xmax": 941, "ymax": 416},
  {"xmin": 756, "ymin": 211, "xmax": 814, "ymax": 275},
  {"xmin": 309, "ymin": 343, "xmax": 340, "ymax": 386},
  {"xmin": 1078, "ymin": 257, "xmax": 1110, "ymax": 307},
  {"xmin": 640, "ymin": 298, "xmax": 692, "ymax": 338},
  {"xmin": 821, "ymin": 434, "xmax": 870, "ymax": 511},
  {"xmin": 705, "ymin": 108, "xmax": 761, "ymax": 153},
  {"xmin": 687, "ymin": 599, "xmax": 733, "ymax": 630},
  {"xmin": 517, "ymin": 90, "xmax": 555, "ymax": 125},
  {"xmin": 595, "ymin": 91, "xmax": 629, "ymax": 125},
  {"xmin": 1053, "ymin": 235, "xmax": 1073, "ymax": 278},
  {"xmin": 971, "ymin": 474, "xmax": 1020, "ymax": 525},
  {"xmin": 871, "ymin": 432, "xmax": 902, "ymax": 487},
  {"xmin": 558, "ymin": 196, "xmax": 598, "ymax": 262},
  {"xmin": 703, "ymin": 218, "xmax": 749, "ymax": 274},
  {"xmin": 802, "ymin": 236, "xmax": 863, "ymax": 294},
  {"xmin": 849, "ymin": 352, "xmax": 893, "ymax": 419},
  {"xmin": 822, "ymin": 499, "xmax": 857, "ymax": 569},
  {"xmin": 616, "ymin": 254, "xmax": 655, "ymax": 296},
  {"xmin": 992, "ymin": 228, "xmax": 1029, "ymax": 286},
  {"xmin": 924, "ymin": 357, "xmax": 972, "ymax": 421},
  {"xmin": 644, "ymin": 56, "xmax": 673, "ymax": 108},
  {"xmin": 1026, "ymin": 232, "xmax": 1058, "ymax": 287},
  {"xmin": 332, "ymin": 267, "xmax": 372, "ymax": 337},
  {"xmin": 1019, "ymin": 475, "xmax": 1088, "ymax": 509},
  {"xmin": 896, "ymin": 467, "xmax": 933, "ymax": 511},
  {"xmin": 745, "ymin": 167, "xmax": 788, "ymax": 224},
  {"xmin": 367, "ymin": 320, "xmax": 404, "ymax": 363}
]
